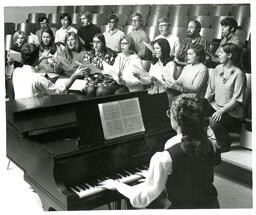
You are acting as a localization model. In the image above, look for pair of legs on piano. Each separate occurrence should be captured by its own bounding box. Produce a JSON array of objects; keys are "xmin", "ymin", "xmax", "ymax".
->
[{"xmin": 100, "ymin": 94, "xmax": 220, "ymax": 209}]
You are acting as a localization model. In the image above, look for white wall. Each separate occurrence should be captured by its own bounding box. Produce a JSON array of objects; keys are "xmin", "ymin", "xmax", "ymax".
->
[{"xmin": 4, "ymin": 6, "xmax": 57, "ymax": 27}]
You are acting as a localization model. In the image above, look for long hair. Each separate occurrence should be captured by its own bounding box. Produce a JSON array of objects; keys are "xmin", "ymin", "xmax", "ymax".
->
[
  {"xmin": 64, "ymin": 31, "xmax": 83, "ymax": 62},
  {"xmin": 13, "ymin": 30, "xmax": 27, "ymax": 46},
  {"xmin": 221, "ymin": 43, "xmax": 242, "ymax": 69},
  {"xmin": 152, "ymin": 38, "xmax": 173, "ymax": 66},
  {"xmin": 92, "ymin": 33, "xmax": 108, "ymax": 54},
  {"xmin": 170, "ymin": 94, "xmax": 213, "ymax": 158},
  {"xmin": 121, "ymin": 36, "xmax": 137, "ymax": 55},
  {"xmin": 39, "ymin": 28, "xmax": 56, "ymax": 54}
]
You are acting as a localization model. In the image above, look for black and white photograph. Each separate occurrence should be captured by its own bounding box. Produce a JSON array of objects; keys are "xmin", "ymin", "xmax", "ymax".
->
[{"xmin": 0, "ymin": 0, "xmax": 254, "ymax": 214}]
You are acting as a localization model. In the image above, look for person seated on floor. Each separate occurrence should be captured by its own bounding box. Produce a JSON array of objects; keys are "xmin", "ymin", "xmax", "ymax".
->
[
  {"xmin": 101, "ymin": 94, "xmax": 219, "ymax": 209},
  {"xmin": 204, "ymin": 43, "xmax": 246, "ymax": 153},
  {"xmin": 82, "ymin": 33, "xmax": 128, "ymax": 96},
  {"xmin": 12, "ymin": 43, "xmax": 87, "ymax": 100}
]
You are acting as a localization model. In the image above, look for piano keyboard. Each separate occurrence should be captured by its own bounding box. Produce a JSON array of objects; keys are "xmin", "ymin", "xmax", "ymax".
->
[{"xmin": 70, "ymin": 166, "xmax": 148, "ymax": 198}]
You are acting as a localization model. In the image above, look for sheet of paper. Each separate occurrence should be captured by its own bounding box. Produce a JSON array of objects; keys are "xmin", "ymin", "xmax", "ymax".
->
[{"xmin": 143, "ymin": 41, "xmax": 153, "ymax": 53}]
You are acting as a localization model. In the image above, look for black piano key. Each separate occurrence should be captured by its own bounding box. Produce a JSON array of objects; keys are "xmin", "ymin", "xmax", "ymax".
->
[
  {"xmin": 79, "ymin": 184, "xmax": 87, "ymax": 190},
  {"xmin": 74, "ymin": 186, "xmax": 82, "ymax": 192}
]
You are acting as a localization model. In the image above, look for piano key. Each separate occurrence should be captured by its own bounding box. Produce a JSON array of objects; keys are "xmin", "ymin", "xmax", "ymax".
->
[{"xmin": 69, "ymin": 166, "xmax": 149, "ymax": 198}]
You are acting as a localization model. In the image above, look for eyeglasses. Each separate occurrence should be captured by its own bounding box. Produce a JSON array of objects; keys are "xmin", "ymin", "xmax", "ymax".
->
[
  {"xmin": 108, "ymin": 21, "xmax": 116, "ymax": 24},
  {"xmin": 159, "ymin": 24, "xmax": 168, "ymax": 27},
  {"xmin": 120, "ymin": 42, "xmax": 128, "ymax": 45},
  {"xmin": 93, "ymin": 40, "xmax": 102, "ymax": 44},
  {"xmin": 131, "ymin": 19, "xmax": 141, "ymax": 23}
]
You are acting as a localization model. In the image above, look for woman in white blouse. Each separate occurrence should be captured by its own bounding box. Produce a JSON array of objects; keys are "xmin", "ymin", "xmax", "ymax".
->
[
  {"xmin": 134, "ymin": 38, "xmax": 176, "ymax": 94},
  {"xmin": 166, "ymin": 44, "xmax": 209, "ymax": 100},
  {"xmin": 100, "ymin": 94, "xmax": 219, "ymax": 209},
  {"xmin": 112, "ymin": 36, "xmax": 145, "ymax": 92}
]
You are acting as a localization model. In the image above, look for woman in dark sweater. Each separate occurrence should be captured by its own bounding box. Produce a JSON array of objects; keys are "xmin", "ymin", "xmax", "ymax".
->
[{"xmin": 100, "ymin": 94, "xmax": 219, "ymax": 209}]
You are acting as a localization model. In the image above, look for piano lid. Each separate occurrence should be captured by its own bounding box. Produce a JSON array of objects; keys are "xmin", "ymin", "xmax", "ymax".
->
[{"xmin": 6, "ymin": 94, "xmax": 88, "ymax": 136}]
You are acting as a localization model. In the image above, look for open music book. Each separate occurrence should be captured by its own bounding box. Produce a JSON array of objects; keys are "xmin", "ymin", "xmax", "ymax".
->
[
  {"xmin": 98, "ymin": 97, "xmax": 145, "ymax": 140},
  {"xmin": 55, "ymin": 78, "xmax": 87, "ymax": 92}
]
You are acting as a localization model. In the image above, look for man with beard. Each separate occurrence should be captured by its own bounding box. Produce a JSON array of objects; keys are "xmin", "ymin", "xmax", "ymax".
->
[
  {"xmin": 77, "ymin": 10, "xmax": 101, "ymax": 51},
  {"xmin": 35, "ymin": 16, "xmax": 57, "ymax": 42},
  {"xmin": 176, "ymin": 19, "xmax": 210, "ymax": 65}
]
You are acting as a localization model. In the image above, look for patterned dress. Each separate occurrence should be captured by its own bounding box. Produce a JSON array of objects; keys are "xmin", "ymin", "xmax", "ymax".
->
[{"xmin": 82, "ymin": 48, "xmax": 117, "ymax": 87}]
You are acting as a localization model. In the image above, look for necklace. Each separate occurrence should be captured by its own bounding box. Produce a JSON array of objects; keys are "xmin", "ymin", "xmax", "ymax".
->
[{"xmin": 219, "ymin": 65, "xmax": 235, "ymax": 84}]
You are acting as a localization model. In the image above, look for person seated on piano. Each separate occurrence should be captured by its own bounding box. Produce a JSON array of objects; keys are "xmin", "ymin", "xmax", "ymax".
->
[
  {"xmin": 101, "ymin": 94, "xmax": 220, "ymax": 209},
  {"xmin": 12, "ymin": 43, "xmax": 87, "ymax": 100}
]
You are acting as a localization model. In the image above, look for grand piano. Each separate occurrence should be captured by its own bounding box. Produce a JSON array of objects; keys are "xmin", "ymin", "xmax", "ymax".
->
[{"xmin": 6, "ymin": 91, "xmax": 174, "ymax": 211}]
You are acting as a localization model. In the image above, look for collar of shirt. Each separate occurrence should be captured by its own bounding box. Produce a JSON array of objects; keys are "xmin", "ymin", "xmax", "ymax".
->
[
  {"xmin": 61, "ymin": 25, "xmax": 72, "ymax": 32},
  {"xmin": 225, "ymin": 32, "xmax": 236, "ymax": 42},
  {"xmin": 107, "ymin": 28, "xmax": 118, "ymax": 35}
]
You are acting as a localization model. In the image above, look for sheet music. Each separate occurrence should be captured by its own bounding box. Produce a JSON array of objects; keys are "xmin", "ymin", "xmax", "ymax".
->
[
  {"xmin": 102, "ymin": 61, "xmax": 118, "ymax": 80},
  {"xmin": 9, "ymin": 50, "xmax": 22, "ymax": 63},
  {"xmin": 55, "ymin": 78, "xmax": 88, "ymax": 91},
  {"xmin": 98, "ymin": 98, "xmax": 145, "ymax": 140},
  {"xmin": 143, "ymin": 41, "xmax": 153, "ymax": 53}
]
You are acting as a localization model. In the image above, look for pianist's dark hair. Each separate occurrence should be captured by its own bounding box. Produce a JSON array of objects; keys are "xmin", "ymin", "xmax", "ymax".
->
[
  {"xmin": 170, "ymin": 94, "xmax": 213, "ymax": 158},
  {"xmin": 21, "ymin": 43, "xmax": 39, "ymax": 65},
  {"xmin": 39, "ymin": 28, "xmax": 56, "ymax": 55},
  {"xmin": 152, "ymin": 38, "xmax": 174, "ymax": 66}
]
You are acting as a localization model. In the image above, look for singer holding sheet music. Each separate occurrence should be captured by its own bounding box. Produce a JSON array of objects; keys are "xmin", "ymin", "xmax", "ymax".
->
[
  {"xmin": 164, "ymin": 44, "xmax": 209, "ymax": 100},
  {"xmin": 82, "ymin": 33, "xmax": 128, "ymax": 97},
  {"xmin": 100, "ymin": 94, "xmax": 219, "ymax": 209},
  {"xmin": 134, "ymin": 38, "xmax": 177, "ymax": 94},
  {"xmin": 112, "ymin": 36, "xmax": 145, "ymax": 92}
]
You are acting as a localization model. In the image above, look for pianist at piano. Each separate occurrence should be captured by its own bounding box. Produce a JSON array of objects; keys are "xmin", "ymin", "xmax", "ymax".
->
[
  {"xmin": 101, "ymin": 94, "xmax": 220, "ymax": 209},
  {"xmin": 6, "ymin": 90, "xmax": 176, "ymax": 210},
  {"xmin": 12, "ymin": 43, "xmax": 87, "ymax": 100}
]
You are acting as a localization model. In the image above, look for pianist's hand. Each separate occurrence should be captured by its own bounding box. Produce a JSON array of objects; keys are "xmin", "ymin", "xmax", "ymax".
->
[
  {"xmin": 99, "ymin": 179, "xmax": 119, "ymax": 190},
  {"xmin": 136, "ymin": 170, "xmax": 148, "ymax": 183}
]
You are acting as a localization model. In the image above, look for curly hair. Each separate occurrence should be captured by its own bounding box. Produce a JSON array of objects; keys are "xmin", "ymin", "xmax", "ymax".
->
[{"xmin": 169, "ymin": 94, "xmax": 213, "ymax": 157}]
